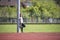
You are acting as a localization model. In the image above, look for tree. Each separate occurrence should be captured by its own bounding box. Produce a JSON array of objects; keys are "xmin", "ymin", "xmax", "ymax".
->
[
  {"xmin": 21, "ymin": 0, "xmax": 60, "ymax": 19},
  {"xmin": 7, "ymin": 6, "xmax": 17, "ymax": 18},
  {"xmin": 0, "ymin": 6, "xmax": 17, "ymax": 18},
  {"xmin": 0, "ymin": 7, "xmax": 8, "ymax": 17}
]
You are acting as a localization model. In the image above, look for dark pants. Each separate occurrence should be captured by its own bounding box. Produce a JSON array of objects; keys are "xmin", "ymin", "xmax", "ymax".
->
[
  {"xmin": 20, "ymin": 23, "xmax": 25, "ymax": 33},
  {"xmin": 20, "ymin": 27, "xmax": 23, "ymax": 33}
]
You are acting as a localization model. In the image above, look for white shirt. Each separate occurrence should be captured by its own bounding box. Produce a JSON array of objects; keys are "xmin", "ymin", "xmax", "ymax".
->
[{"xmin": 19, "ymin": 17, "xmax": 23, "ymax": 23}]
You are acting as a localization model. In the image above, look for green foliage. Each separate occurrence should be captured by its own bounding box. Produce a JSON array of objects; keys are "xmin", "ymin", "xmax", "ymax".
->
[
  {"xmin": 0, "ymin": 7, "xmax": 8, "ymax": 17},
  {"xmin": 0, "ymin": 7, "xmax": 17, "ymax": 18},
  {"xmin": 20, "ymin": 7, "xmax": 29, "ymax": 18},
  {"xmin": 0, "ymin": 0, "xmax": 60, "ymax": 18},
  {"xmin": 21, "ymin": 0, "xmax": 60, "ymax": 18}
]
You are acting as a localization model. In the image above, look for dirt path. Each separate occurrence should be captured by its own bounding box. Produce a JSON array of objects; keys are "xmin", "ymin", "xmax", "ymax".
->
[{"xmin": 0, "ymin": 32, "xmax": 60, "ymax": 40}]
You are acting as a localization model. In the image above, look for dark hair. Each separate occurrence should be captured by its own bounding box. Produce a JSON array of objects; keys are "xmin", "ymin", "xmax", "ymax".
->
[{"xmin": 20, "ymin": 13, "xmax": 22, "ymax": 17}]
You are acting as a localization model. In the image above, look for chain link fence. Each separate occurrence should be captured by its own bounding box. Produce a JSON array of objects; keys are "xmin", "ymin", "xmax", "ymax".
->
[{"xmin": 0, "ymin": 17, "xmax": 60, "ymax": 24}]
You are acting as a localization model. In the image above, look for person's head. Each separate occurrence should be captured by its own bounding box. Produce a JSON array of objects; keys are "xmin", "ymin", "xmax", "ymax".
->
[{"xmin": 20, "ymin": 13, "xmax": 22, "ymax": 17}]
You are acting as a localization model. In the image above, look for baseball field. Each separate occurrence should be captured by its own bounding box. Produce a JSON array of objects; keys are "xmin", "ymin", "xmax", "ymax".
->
[
  {"xmin": 0, "ymin": 24, "xmax": 60, "ymax": 33},
  {"xmin": 0, "ymin": 24, "xmax": 60, "ymax": 40}
]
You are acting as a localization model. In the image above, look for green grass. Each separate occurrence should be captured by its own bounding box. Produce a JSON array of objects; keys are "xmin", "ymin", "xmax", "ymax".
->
[
  {"xmin": 0, "ymin": 24, "xmax": 60, "ymax": 33},
  {"xmin": 24, "ymin": 24, "xmax": 60, "ymax": 32},
  {"xmin": 0, "ymin": 24, "xmax": 17, "ymax": 33}
]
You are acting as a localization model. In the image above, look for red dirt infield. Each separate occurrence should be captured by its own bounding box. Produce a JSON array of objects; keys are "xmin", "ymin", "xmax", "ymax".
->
[{"xmin": 0, "ymin": 32, "xmax": 60, "ymax": 40}]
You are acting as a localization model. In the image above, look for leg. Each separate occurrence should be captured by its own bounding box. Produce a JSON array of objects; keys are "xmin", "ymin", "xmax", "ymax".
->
[{"xmin": 20, "ymin": 27, "xmax": 23, "ymax": 33}]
